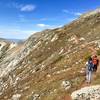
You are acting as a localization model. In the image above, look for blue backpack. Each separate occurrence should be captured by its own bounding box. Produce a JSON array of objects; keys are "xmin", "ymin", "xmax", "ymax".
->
[{"xmin": 88, "ymin": 61, "xmax": 93, "ymax": 71}]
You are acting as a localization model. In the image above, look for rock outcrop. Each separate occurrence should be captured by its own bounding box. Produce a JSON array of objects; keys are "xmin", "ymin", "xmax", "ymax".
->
[{"xmin": 71, "ymin": 85, "xmax": 100, "ymax": 100}]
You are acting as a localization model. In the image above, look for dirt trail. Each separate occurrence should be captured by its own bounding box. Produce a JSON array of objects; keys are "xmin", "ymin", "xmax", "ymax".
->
[
  {"xmin": 61, "ymin": 94, "xmax": 72, "ymax": 100},
  {"xmin": 63, "ymin": 48, "xmax": 100, "ymax": 100},
  {"xmin": 81, "ymin": 55, "xmax": 100, "ymax": 87}
]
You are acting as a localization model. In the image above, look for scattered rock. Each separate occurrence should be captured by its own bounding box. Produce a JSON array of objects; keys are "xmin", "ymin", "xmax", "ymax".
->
[
  {"xmin": 32, "ymin": 94, "xmax": 40, "ymax": 100},
  {"xmin": 46, "ymin": 74, "xmax": 51, "ymax": 78},
  {"xmin": 75, "ymin": 62, "xmax": 79, "ymax": 64},
  {"xmin": 61, "ymin": 80, "xmax": 71, "ymax": 90},
  {"xmin": 9, "ymin": 43, "xmax": 17, "ymax": 49},
  {"xmin": 59, "ymin": 49, "xmax": 64, "ymax": 54},
  {"xmin": 80, "ymin": 68, "xmax": 85, "ymax": 74},
  {"xmin": 12, "ymin": 94, "xmax": 21, "ymax": 100},
  {"xmin": 79, "ymin": 37, "xmax": 85, "ymax": 41},
  {"xmin": 51, "ymin": 34, "xmax": 58, "ymax": 42}
]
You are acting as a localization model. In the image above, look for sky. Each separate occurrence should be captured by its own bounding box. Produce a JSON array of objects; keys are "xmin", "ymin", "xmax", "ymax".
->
[{"xmin": 0, "ymin": 0, "xmax": 100, "ymax": 39}]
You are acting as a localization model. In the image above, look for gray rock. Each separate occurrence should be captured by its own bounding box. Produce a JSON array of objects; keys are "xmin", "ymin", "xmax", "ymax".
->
[
  {"xmin": 71, "ymin": 85, "xmax": 100, "ymax": 100},
  {"xmin": 12, "ymin": 94, "xmax": 21, "ymax": 100},
  {"xmin": 61, "ymin": 80, "xmax": 71, "ymax": 90},
  {"xmin": 32, "ymin": 94, "xmax": 40, "ymax": 100}
]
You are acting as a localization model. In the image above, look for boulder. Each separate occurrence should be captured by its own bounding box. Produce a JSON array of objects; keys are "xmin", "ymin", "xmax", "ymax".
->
[
  {"xmin": 61, "ymin": 80, "xmax": 71, "ymax": 90},
  {"xmin": 71, "ymin": 85, "xmax": 100, "ymax": 100}
]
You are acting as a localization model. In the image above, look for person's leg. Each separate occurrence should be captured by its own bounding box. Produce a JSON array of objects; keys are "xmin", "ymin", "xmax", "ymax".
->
[
  {"xmin": 86, "ymin": 66, "xmax": 89, "ymax": 81},
  {"xmin": 86, "ymin": 71, "xmax": 89, "ymax": 83},
  {"xmin": 86, "ymin": 74, "xmax": 88, "ymax": 82},
  {"xmin": 88, "ymin": 71, "xmax": 92, "ymax": 83}
]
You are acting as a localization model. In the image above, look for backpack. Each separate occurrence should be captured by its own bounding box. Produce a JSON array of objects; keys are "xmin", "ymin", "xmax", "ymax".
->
[{"xmin": 88, "ymin": 62, "xmax": 93, "ymax": 71}]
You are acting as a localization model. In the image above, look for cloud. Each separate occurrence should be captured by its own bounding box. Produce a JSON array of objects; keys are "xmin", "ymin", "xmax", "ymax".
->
[
  {"xmin": 63, "ymin": 9, "xmax": 69, "ymax": 13},
  {"xmin": 31, "ymin": 18, "xmax": 48, "ymax": 21},
  {"xmin": 62, "ymin": 9, "xmax": 82, "ymax": 16},
  {"xmin": 49, "ymin": 25, "xmax": 63, "ymax": 29},
  {"xmin": 74, "ymin": 12, "xmax": 82, "ymax": 16},
  {"xmin": 0, "ymin": 28, "xmax": 37, "ymax": 39},
  {"xmin": 20, "ymin": 4, "xmax": 36, "ymax": 12},
  {"xmin": 39, "ymin": 18, "xmax": 48, "ymax": 21},
  {"xmin": 18, "ymin": 15, "xmax": 30, "ymax": 22},
  {"xmin": 8, "ymin": 2, "xmax": 22, "ymax": 9},
  {"xmin": 9, "ymin": 2, "xmax": 36, "ymax": 12},
  {"xmin": 10, "ymin": 29, "xmax": 37, "ymax": 35},
  {"xmin": 18, "ymin": 15, "xmax": 48, "ymax": 23},
  {"xmin": 36, "ymin": 23, "xmax": 63, "ymax": 29},
  {"xmin": 36, "ymin": 24, "xmax": 50, "ymax": 28}
]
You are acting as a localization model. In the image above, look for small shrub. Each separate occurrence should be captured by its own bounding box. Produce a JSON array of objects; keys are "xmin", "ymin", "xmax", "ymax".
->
[
  {"xmin": 97, "ymin": 49, "xmax": 100, "ymax": 55},
  {"xmin": 84, "ymin": 52, "xmax": 91, "ymax": 61}
]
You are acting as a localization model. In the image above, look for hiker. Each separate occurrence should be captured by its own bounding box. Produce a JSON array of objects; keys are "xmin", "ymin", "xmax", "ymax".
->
[
  {"xmin": 92, "ymin": 55, "xmax": 99, "ymax": 72},
  {"xmin": 86, "ymin": 57, "xmax": 94, "ymax": 84}
]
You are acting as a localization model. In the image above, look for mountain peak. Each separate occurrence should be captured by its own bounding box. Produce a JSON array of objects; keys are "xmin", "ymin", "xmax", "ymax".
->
[{"xmin": 81, "ymin": 8, "xmax": 100, "ymax": 18}]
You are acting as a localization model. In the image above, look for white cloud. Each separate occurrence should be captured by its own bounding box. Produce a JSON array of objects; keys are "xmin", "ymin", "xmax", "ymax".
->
[
  {"xmin": 9, "ymin": 2, "xmax": 36, "ymax": 12},
  {"xmin": 49, "ymin": 25, "xmax": 63, "ymax": 29},
  {"xmin": 36, "ymin": 23, "xmax": 63, "ymax": 29},
  {"xmin": 11, "ymin": 29, "xmax": 37, "ymax": 35},
  {"xmin": 20, "ymin": 4, "xmax": 36, "ymax": 12},
  {"xmin": 36, "ymin": 24, "xmax": 50, "ymax": 28},
  {"xmin": 18, "ymin": 15, "xmax": 30, "ymax": 22},
  {"xmin": 31, "ymin": 18, "xmax": 48, "ymax": 21},
  {"xmin": 18, "ymin": 15, "xmax": 48, "ymax": 23},
  {"xmin": 0, "ymin": 29, "xmax": 36, "ymax": 35},
  {"xmin": 63, "ymin": 9, "xmax": 69, "ymax": 13},
  {"xmin": 0, "ymin": 28, "xmax": 37, "ymax": 39},
  {"xmin": 74, "ymin": 12, "xmax": 82, "ymax": 16},
  {"xmin": 9, "ymin": 2, "xmax": 22, "ymax": 9},
  {"xmin": 62, "ymin": 9, "xmax": 82, "ymax": 16}
]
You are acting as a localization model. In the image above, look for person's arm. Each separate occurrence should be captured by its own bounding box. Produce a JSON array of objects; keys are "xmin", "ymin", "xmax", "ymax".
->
[
  {"xmin": 85, "ymin": 62, "xmax": 88, "ymax": 73},
  {"xmin": 85, "ymin": 62, "xmax": 88, "ymax": 66}
]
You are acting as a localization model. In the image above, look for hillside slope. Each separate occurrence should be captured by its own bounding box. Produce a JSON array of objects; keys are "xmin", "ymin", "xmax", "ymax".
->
[{"xmin": 0, "ymin": 8, "xmax": 100, "ymax": 100}]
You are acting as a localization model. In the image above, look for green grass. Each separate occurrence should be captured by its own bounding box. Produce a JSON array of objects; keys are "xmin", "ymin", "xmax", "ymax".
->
[
  {"xmin": 97, "ymin": 49, "xmax": 100, "ymax": 55},
  {"xmin": 84, "ymin": 52, "xmax": 92, "ymax": 61}
]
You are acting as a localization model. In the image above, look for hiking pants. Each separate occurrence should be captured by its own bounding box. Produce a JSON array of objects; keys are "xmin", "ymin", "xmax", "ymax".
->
[{"xmin": 86, "ymin": 71, "xmax": 92, "ymax": 83}]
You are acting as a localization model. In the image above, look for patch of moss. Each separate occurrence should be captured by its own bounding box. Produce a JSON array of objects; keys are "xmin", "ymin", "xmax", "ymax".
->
[
  {"xmin": 84, "ymin": 52, "xmax": 91, "ymax": 61},
  {"xmin": 97, "ymin": 49, "xmax": 100, "ymax": 55}
]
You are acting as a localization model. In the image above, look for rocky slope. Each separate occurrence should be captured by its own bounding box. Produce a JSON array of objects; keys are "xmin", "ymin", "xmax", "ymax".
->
[
  {"xmin": 0, "ymin": 39, "xmax": 17, "ymax": 63},
  {"xmin": 0, "ymin": 8, "xmax": 100, "ymax": 100}
]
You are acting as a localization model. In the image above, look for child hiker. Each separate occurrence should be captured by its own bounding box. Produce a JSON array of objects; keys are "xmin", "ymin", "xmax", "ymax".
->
[{"xmin": 86, "ymin": 57, "xmax": 94, "ymax": 84}]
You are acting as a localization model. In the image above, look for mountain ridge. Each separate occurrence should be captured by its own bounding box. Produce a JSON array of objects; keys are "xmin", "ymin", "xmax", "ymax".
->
[{"xmin": 0, "ymin": 8, "xmax": 100, "ymax": 100}]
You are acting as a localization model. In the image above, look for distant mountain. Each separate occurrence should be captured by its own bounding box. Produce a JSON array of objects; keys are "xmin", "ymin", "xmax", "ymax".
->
[
  {"xmin": 0, "ymin": 8, "xmax": 100, "ymax": 100},
  {"xmin": 7, "ymin": 38, "xmax": 25, "ymax": 44}
]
